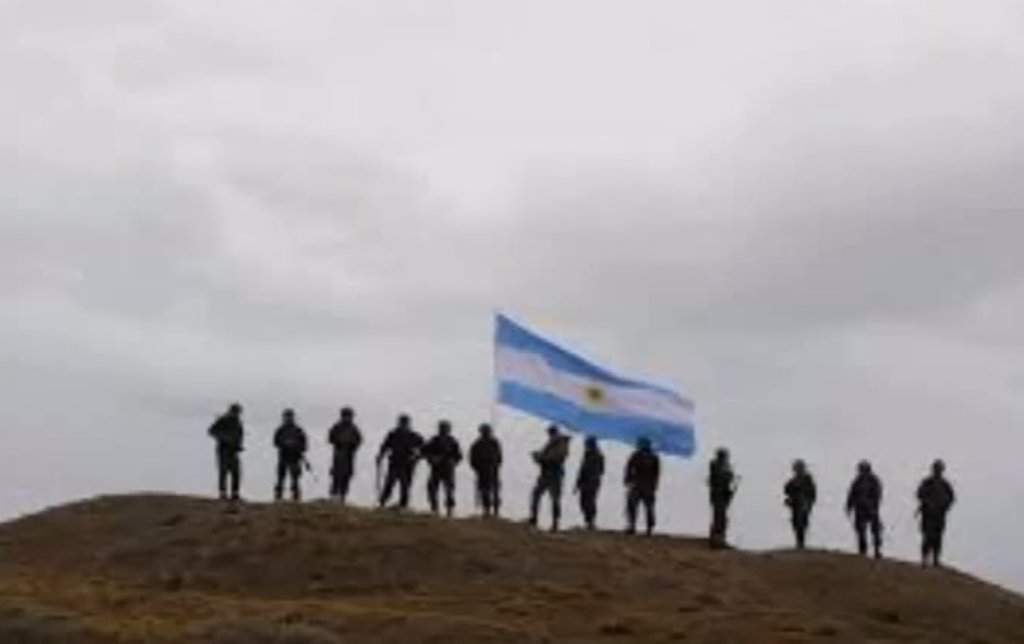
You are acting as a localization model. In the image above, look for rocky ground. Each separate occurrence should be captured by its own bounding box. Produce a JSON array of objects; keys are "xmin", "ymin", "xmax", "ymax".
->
[{"xmin": 0, "ymin": 495, "xmax": 1021, "ymax": 643}]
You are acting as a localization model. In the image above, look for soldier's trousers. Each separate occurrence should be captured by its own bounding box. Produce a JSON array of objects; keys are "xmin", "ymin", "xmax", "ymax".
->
[
  {"xmin": 380, "ymin": 461, "xmax": 415, "ymax": 509},
  {"xmin": 216, "ymin": 448, "xmax": 241, "ymax": 499},
  {"xmin": 427, "ymin": 466, "xmax": 456, "ymax": 515},
  {"xmin": 920, "ymin": 511, "xmax": 947, "ymax": 563},
  {"xmin": 578, "ymin": 482, "xmax": 600, "ymax": 529},
  {"xmin": 853, "ymin": 510, "xmax": 883, "ymax": 556},
  {"xmin": 330, "ymin": 452, "xmax": 355, "ymax": 502},
  {"xmin": 791, "ymin": 507, "xmax": 811, "ymax": 549},
  {"xmin": 710, "ymin": 499, "xmax": 731, "ymax": 548},
  {"xmin": 626, "ymin": 487, "xmax": 656, "ymax": 534},
  {"xmin": 275, "ymin": 456, "xmax": 302, "ymax": 501},
  {"xmin": 530, "ymin": 474, "xmax": 563, "ymax": 528},
  {"xmin": 476, "ymin": 469, "xmax": 501, "ymax": 516}
]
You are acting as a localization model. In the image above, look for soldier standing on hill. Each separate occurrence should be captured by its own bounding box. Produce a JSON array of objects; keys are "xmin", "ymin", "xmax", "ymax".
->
[
  {"xmin": 376, "ymin": 414, "xmax": 425, "ymax": 510},
  {"xmin": 917, "ymin": 459, "xmax": 955, "ymax": 567},
  {"xmin": 208, "ymin": 403, "xmax": 244, "ymax": 501},
  {"xmin": 624, "ymin": 437, "xmax": 660, "ymax": 536},
  {"xmin": 575, "ymin": 437, "xmax": 605, "ymax": 530},
  {"xmin": 328, "ymin": 407, "xmax": 362, "ymax": 504},
  {"xmin": 708, "ymin": 448, "xmax": 736, "ymax": 549},
  {"xmin": 274, "ymin": 409, "xmax": 308, "ymax": 502},
  {"xmin": 422, "ymin": 420, "xmax": 463, "ymax": 517},
  {"xmin": 469, "ymin": 424, "xmax": 503, "ymax": 517},
  {"xmin": 846, "ymin": 460, "xmax": 884, "ymax": 558},
  {"xmin": 784, "ymin": 459, "xmax": 817, "ymax": 550},
  {"xmin": 529, "ymin": 425, "xmax": 571, "ymax": 532}
]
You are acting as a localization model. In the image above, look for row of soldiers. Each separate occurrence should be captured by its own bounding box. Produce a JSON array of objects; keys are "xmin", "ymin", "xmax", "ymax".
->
[{"xmin": 208, "ymin": 404, "xmax": 956, "ymax": 567}]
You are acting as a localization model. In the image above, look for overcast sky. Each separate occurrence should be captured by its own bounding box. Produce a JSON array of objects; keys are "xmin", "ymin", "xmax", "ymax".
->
[{"xmin": 3, "ymin": 0, "xmax": 1024, "ymax": 591}]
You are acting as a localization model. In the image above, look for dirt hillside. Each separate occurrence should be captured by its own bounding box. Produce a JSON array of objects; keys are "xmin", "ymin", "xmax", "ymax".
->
[{"xmin": 0, "ymin": 495, "xmax": 1020, "ymax": 643}]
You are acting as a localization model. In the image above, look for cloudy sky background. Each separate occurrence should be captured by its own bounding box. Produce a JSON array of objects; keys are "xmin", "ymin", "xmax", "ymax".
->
[{"xmin": 3, "ymin": 0, "xmax": 1024, "ymax": 590}]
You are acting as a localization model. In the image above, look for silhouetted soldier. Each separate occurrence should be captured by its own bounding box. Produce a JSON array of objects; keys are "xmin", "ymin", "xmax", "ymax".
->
[
  {"xmin": 273, "ymin": 409, "xmax": 308, "ymax": 502},
  {"xmin": 625, "ymin": 437, "xmax": 660, "ymax": 536},
  {"xmin": 469, "ymin": 424, "xmax": 502, "ymax": 517},
  {"xmin": 917, "ymin": 459, "xmax": 955, "ymax": 567},
  {"xmin": 574, "ymin": 436, "xmax": 605, "ymax": 530},
  {"xmin": 376, "ymin": 414, "xmax": 425, "ymax": 510},
  {"xmin": 327, "ymin": 407, "xmax": 362, "ymax": 504},
  {"xmin": 529, "ymin": 425, "xmax": 570, "ymax": 532},
  {"xmin": 784, "ymin": 459, "xmax": 817, "ymax": 549},
  {"xmin": 422, "ymin": 420, "xmax": 463, "ymax": 517},
  {"xmin": 708, "ymin": 448, "xmax": 736, "ymax": 549},
  {"xmin": 846, "ymin": 460, "xmax": 884, "ymax": 558},
  {"xmin": 208, "ymin": 403, "xmax": 244, "ymax": 501}
]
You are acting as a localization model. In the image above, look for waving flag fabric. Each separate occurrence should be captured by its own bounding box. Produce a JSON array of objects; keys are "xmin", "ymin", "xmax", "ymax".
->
[{"xmin": 494, "ymin": 314, "xmax": 695, "ymax": 456}]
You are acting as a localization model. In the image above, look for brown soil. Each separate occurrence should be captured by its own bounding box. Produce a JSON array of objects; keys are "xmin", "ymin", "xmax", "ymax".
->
[{"xmin": 0, "ymin": 494, "xmax": 1021, "ymax": 643}]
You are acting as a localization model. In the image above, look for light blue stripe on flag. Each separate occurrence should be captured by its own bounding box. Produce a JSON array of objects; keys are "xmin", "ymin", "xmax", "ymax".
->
[{"xmin": 494, "ymin": 314, "xmax": 696, "ymax": 457}]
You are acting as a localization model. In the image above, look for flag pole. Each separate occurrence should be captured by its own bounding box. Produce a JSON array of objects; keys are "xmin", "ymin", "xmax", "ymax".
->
[{"xmin": 491, "ymin": 310, "xmax": 502, "ymax": 432}]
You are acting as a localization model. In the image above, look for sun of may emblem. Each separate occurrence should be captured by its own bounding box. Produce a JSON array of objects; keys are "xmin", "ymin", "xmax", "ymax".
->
[{"xmin": 584, "ymin": 384, "xmax": 606, "ymax": 405}]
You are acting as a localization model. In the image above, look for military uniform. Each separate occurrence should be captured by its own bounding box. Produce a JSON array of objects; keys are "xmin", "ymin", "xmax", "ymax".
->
[
  {"xmin": 422, "ymin": 427, "xmax": 463, "ymax": 517},
  {"xmin": 529, "ymin": 429, "xmax": 570, "ymax": 531},
  {"xmin": 208, "ymin": 409, "xmax": 244, "ymax": 500},
  {"xmin": 625, "ymin": 443, "xmax": 660, "ymax": 535},
  {"xmin": 575, "ymin": 439, "xmax": 605, "ymax": 530},
  {"xmin": 274, "ymin": 416, "xmax": 308, "ymax": 501},
  {"xmin": 847, "ymin": 466, "xmax": 884, "ymax": 558},
  {"xmin": 469, "ymin": 428, "xmax": 502, "ymax": 517},
  {"xmin": 917, "ymin": 467, "xmax": 955, "ymax": 566},
  {"xmin": 708, "ymin": 452, "xmax": 735, "ymax": 549},
  {"xmin": 784, "ymin": 467, "xmax": 817, "ymax": 549},
  {"xmin": 377, "ymin": 421, "xmax": 425, "ymax": 509},
  {"xmin": 328, "ymin": 415, "xmax": 362, "ymax": 503}
]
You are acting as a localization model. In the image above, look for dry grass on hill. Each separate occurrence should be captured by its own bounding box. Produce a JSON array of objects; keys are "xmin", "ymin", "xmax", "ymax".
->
[{"xmin": 0, "ymin": 495, "xmax": 1021, "ymax": 643}]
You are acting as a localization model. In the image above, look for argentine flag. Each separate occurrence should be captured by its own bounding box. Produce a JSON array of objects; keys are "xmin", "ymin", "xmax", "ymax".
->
[{"xmin": 494, "ymin": 314, "xmax": 696, "ymax": 456}]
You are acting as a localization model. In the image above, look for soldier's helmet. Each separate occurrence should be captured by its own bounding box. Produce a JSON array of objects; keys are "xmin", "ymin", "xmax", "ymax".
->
[
  {"xmin": 715, "ymin": 447, "xmax": 729, "ymax": 461},
  {"xmin": 857, "ymin": 460, "xmax": 872, "ymax": 474},
  {"xmin": 340, "ymin": 407, "xmax": 354, "ymax": 419},
  {"xmin": 793, "ymin": 459, "xmax": 807, "ymax": 473},
  {"xmin": 228, "ymin": 403, "xmax": 242, "ymax": 415},
  {"xmin": 638, "ymin": 437, "xmax": 652, "ymax": 451},
  {"xmin": 439, "ymin": 420, "xmax": 452, "ymax": 435},
  {"xmin": 479, "ymin": 423, "xmax": 493, "ymax": 437},
  {"xmin": 398, "ymin": 414, "xmax": 411, "ymax": 427},
  {"xmin": 283, "ymin": 408, "xmax": 295, "ymax": 421},
  {"xmin": 932, "ymin": 459, "xmax": 946, "ymax": 475}
]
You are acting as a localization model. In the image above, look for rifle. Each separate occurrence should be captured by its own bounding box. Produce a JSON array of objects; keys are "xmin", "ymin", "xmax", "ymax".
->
[
  {"xmin": 375, "ymin": 458, "xmax": 383, "ymax": 502},
  {"xmin": 302, "ymin": 457, "xmax": 319, "ymax": 486}
]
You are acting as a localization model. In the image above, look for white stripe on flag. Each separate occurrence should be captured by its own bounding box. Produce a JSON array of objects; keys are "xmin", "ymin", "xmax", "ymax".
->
[{"xmin": 495, "ymin": 345, "xmax": 694, "ymax": 426}]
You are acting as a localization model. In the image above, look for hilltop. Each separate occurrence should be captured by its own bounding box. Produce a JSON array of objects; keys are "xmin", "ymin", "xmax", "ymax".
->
[{"xmin": 0, "ymin": 495, "xmax": 1021, "ymax": 643}]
